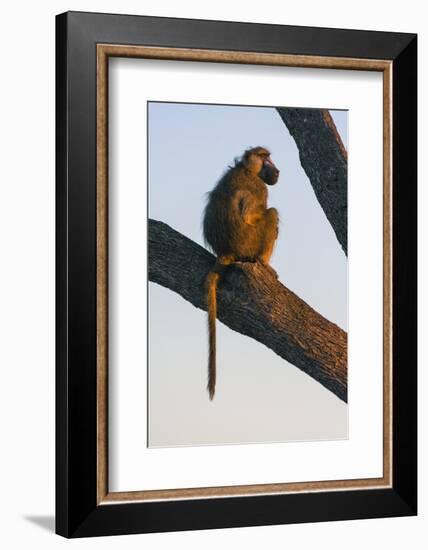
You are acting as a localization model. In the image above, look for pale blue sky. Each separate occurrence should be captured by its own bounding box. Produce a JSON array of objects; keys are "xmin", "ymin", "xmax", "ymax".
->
[{"xmin": 148, "ymin": 102, "xmax": 348, "ymax": 447}]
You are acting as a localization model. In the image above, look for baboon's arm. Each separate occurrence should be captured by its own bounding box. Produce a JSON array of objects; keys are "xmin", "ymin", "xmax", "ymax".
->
[{"xmin": 237, "ymin": 190, "xmax": 264, "ymax": 225}]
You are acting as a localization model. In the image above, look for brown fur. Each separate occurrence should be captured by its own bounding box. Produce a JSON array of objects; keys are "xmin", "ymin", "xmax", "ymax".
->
[{"xmin": 203, "ymin": 147, "xmax": 280, "ymax": 399}]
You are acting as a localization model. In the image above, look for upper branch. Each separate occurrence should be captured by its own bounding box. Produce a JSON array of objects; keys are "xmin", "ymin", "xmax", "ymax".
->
[
  {"xmin": 149, "ymin": 219, "xmax": 347, "ymax": 402},
  {"xmin": 276, "ymin": 107, "xmax": 348, "ymax": 255}
]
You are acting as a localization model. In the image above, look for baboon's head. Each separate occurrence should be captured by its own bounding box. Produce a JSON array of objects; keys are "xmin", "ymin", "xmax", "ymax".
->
[{"xmin": 243, "ymin": 146, "xmax": 280, "ymax": 186}]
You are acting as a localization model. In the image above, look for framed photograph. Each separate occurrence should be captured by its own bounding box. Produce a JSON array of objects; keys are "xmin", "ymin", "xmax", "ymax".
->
[{"xmin": 56, "ymin": 11, "xmax": 417, "ymax": 537}]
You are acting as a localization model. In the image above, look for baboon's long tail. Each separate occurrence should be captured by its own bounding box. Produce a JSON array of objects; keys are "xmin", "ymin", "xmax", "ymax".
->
[{"xmin": 206, "ymin": 270, "xmax": 221, "ymax": 400}]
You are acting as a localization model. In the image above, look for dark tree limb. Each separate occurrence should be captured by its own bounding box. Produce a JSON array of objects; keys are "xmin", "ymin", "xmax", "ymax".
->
[
  {"xmin": 149, "ymin": 219, "xmax": 347, "ymax": 402},
  {"xmin": 276, "ymin": 107, "xmax": 348, "ymax": 255}
]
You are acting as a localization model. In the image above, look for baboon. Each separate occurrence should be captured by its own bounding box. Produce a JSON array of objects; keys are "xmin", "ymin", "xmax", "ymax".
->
[{"xmin": 203, "ymin": 146, "xmax": 280, "ymax": 400}]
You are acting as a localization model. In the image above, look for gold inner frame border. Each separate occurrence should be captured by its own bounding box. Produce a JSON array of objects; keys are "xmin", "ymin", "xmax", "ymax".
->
[{"xmin": 96, "ymin": 44, "xmax": 392, "ymax": 504}]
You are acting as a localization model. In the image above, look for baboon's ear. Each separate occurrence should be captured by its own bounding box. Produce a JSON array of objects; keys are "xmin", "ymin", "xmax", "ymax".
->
[{"xmin": 242, "ymin": 150, "xmax": 251, "ymax": 167}]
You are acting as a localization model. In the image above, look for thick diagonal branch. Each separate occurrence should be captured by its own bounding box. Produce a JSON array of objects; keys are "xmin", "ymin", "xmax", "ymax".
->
[
  {"xmin": 149, "ymin": 219, "xmax": 347, "ymax": 402},
  {"xmin": 276, "ymin": 108, "xmax": 348, "ymax": 255}
]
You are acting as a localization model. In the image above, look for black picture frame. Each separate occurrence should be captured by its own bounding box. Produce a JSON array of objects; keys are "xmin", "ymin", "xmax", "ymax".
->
[{"xmin": 56, "ymin": 10, "xmax": 417, "ymax": 538}]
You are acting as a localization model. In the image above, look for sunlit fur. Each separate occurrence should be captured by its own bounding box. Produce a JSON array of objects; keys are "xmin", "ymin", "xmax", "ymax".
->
[{"xmin": 202, "ymin": 147, "xmax": 280, "ymax": 399}]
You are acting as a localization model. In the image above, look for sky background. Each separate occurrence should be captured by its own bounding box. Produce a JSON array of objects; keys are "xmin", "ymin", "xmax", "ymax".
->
[{"xmin": 148, "ymin": 102, "xmax": 348, "ymax": 447}]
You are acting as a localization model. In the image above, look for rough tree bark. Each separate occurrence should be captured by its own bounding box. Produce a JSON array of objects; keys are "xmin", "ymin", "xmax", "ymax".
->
[
  {"xmin": 276, "ymin": 107, "xmax": 348, "ymax": 255},
  {"xmin": 149, "ymin": 219, "xmax": 347, "ymax": 402}
]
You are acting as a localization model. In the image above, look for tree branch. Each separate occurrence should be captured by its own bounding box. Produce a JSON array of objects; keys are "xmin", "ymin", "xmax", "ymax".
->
[
  {"xmin": 276, "ymin": 107, "xmax": 348, "ymax": 255},
  {"xmin": 149, "ymin": 219, "xmax": 347, "ymax": 402}
]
